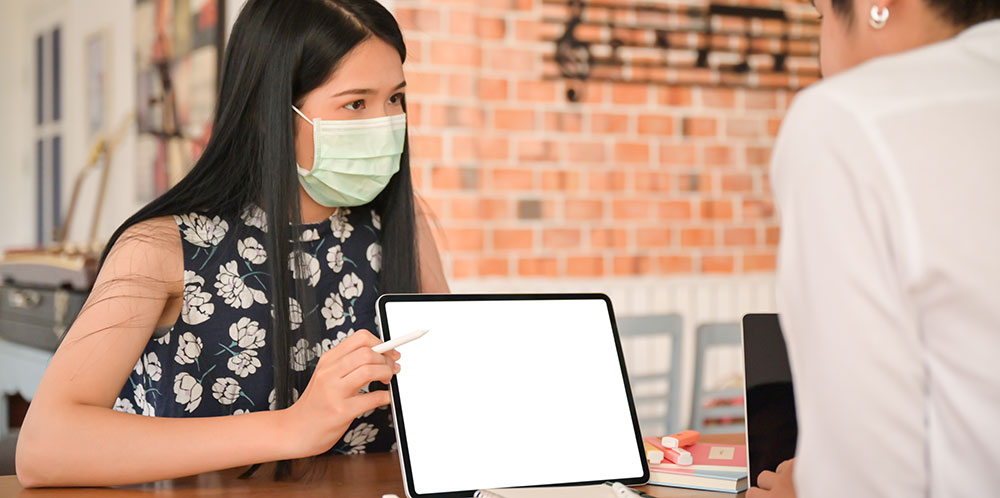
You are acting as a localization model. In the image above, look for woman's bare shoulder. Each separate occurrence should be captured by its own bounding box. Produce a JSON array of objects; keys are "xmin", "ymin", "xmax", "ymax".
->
[{"xmin": 98, "ymin": 216, "xmax": 184, "ymax": 294}]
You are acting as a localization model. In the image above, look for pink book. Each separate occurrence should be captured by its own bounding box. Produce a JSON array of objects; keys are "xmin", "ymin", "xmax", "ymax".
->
[{"xmin": 643, "ymin": 437, "xmax": 748, "ymax": 493}]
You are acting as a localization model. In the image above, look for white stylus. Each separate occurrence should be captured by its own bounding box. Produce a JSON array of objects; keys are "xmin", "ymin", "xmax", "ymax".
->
[{"xmin": 372, "ymin": 329, "xmax": 429, "ymax": 354}]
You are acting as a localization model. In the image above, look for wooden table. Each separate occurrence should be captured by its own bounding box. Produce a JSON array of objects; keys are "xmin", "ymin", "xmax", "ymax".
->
[{"xmin": 0, "ymin": 434, "xmax": 746, "ymax": 497}]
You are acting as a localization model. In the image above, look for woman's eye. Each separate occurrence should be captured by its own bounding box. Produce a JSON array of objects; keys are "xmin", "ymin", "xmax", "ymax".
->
[
  {"xmin": 344, "ymin": 99, "xmax": 366, "ymax": 111},
  {"xmin": 389, "ymin": 93, "xmax": 405, "ymax": 106}
]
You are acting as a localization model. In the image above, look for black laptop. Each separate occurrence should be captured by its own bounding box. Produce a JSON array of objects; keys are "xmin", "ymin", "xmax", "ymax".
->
[{"xmin": 741, "ymin": 313, "xmax": 798, "ymax": 487}]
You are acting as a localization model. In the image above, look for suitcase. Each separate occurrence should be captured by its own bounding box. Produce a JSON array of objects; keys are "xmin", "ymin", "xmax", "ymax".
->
[
  {"xmin": 0, "ymin": 255, "xmax": 94, "ymax": 352},
  {"xmin": 0, "ymin": 284, "xmax": 88, "ymax": 351}
]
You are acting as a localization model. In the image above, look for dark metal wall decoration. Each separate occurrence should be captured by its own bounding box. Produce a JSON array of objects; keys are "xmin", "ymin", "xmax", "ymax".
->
[{"xmin": 545, "ymin": 0, "xmax": 822, "ymax": 101}]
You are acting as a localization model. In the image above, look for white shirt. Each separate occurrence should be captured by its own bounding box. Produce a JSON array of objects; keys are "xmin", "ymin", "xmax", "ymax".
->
[{"xmin": 772, "ymin": 20, "xmax": 1000, "ymax": 498}]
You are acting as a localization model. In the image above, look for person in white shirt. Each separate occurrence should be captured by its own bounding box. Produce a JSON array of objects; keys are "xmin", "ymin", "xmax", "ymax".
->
[{"xmin": 748, "ymin": 0, "xmax": 1000, "ymax": 497}]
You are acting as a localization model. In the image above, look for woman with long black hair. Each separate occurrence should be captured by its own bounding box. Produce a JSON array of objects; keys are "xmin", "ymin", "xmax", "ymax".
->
[{"xmin": 16, "ymin": 0, "xmax": 447, "ymax": 487}]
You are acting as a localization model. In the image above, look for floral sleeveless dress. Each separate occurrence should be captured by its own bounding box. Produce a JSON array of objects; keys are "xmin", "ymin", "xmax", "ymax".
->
[{"xmin": 113, "ymin": 205, "xmax": 396, "ymax": 454}]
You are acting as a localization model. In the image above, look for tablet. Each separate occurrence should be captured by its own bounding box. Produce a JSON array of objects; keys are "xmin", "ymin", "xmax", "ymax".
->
[
  {"xmin": 377, "ymin": 294, "xmax": 649, "ymax": 498},
  {"xmin": 741, "ymin": 313, "xmax": 797, "ymax": 487}
]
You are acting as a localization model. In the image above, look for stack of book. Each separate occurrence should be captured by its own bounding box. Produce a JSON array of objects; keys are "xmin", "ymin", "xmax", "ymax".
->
[{"xmin": 643, "ymin": 433, "xmax": 748, "ymax": 493}]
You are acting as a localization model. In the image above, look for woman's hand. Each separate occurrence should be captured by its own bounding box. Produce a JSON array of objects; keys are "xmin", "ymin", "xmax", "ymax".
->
[
  {"xmin": 748, "ymin": 459, "xmax": 797, "ymax": 498},
  {"xmin": 284, "ymin": 330, "xmax": 400, "ymax": 457}
]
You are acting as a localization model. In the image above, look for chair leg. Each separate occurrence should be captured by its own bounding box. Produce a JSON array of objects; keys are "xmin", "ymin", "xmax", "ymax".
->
[
  {"xmin": 0, "ymin": 395, "xmax": 8, "ymax": 439},
  {"xmin": 0, "ymin": 430, "xmax": 17, "ymax": 476}
]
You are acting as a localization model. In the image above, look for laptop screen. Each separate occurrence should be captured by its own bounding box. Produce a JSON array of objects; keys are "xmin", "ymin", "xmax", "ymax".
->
[{"xmin": 742, "ymin": 313, "xmax": 798, "ymax": 487}]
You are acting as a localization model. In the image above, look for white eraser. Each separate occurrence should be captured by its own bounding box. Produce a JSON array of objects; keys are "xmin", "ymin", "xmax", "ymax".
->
[
  {"xmin": 661, "ymin": 436, "xmax": 678, "ymax": 448},
  {"xmin": 647, "ymin": 450, "xmax": 664, "ymax": 464},
  {"xmin": 677, "ymin": 448, "xmax": 693, "ymax": 466}
]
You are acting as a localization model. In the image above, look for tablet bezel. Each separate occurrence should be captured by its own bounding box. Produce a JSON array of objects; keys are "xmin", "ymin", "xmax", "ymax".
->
[{"xmin": 377, "ymin": 293, "xmax": 650, "ymax": 498}]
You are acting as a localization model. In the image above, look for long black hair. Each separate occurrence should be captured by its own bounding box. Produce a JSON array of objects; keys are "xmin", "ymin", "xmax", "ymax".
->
[{"xmin": 100, "ymin": 0, "xmax": 419, "ymax": 477}]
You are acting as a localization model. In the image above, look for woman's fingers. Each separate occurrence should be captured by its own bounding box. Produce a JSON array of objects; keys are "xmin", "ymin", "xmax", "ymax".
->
[
  {"xmin": 328, "ymin": 346, "xmax": 394, "ymax": 379},
  {"xmin": 342, "ymin": 363, "xmax": 398, "ymax": 394},
  {"xmin": 776, "ymin": 458, "xmax": 795, "ymax": 475},
  {"xmin": 757, "ymin": 470, "xmax": 776, "ymax": 491},
  {"xmin": 318, "ymin": 329, "xmax": 383, "ymax": 364},
  {"xmin": 349, "ymin": 390, "xmax": 392, "ymax": 414}
]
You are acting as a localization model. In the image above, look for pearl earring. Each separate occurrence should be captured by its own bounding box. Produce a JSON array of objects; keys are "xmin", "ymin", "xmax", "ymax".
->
[{"xmin": 869, "ymin": 5, "xmax": 889, "ymax": 29}]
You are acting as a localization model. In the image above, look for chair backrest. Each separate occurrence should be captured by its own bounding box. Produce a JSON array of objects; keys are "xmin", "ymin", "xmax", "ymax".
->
[
  {"xmin": 615, "ymin": 314, "xmax": 683, "ymax": 437},
  {"xmin": 690, "ymin": 323, "xmax": 745, "ymax": 434}
]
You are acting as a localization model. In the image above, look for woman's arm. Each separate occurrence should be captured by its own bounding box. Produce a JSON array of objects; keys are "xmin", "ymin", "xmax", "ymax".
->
[
  {"xmin": 16, "ymin": 217, "xmax": 396, "ymax": 487},
  {"xmin": 415, "ymin": 199, "xmax": 449, "ymax": 293},
  {"xmin": 16, "ymin": 218, "xmax": 295, "ymax": 486}
]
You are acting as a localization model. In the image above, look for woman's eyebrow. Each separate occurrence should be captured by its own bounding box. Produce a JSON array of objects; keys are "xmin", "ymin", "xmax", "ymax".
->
[{"xmin": 332, "ymin": 81, "xmax": 407, "ymax": 98}]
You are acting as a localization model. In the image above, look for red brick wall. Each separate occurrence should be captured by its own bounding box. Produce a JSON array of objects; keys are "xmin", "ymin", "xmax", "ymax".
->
[{"xmin": 396, "ymin": 0, "xmax": 814, "ymax": 281}]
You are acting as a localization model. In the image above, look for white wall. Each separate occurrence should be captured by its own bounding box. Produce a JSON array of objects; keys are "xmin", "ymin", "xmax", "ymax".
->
[
  {"xmin": 0, "ymin": 0, "xmax": 138, "ymax": 251},
  {"xmin": 0, "ymin": 0, "xmax": 251, "ymax": 252},
  {"xmin": 0, "ymin": 0, "xmax": 34, "ymax": 250}
]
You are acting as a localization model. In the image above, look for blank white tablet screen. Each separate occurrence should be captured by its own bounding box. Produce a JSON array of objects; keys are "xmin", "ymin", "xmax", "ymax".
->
[{"xmin": 383, "ymin": 298, "xmax": 644, "ymax": 494}]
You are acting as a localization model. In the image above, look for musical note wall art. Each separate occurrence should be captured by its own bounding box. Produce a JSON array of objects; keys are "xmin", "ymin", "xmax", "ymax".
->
[{"xmin": 544, "ymin": 0, "xmax": 821, "ymax": 101}]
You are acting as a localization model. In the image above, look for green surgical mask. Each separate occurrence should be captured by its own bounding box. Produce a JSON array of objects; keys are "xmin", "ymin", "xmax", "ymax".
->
[{"xmin": 292, "ymin": 106, "xmax": 406, "ymax": 207}]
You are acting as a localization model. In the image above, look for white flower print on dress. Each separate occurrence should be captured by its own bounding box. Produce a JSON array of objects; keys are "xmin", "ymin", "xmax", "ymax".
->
[
  {"xmin": 366, "ymin": 243, "xmax": 382, "ymax": 273},
  {"xmin": 289, "ymin": 297, "xmax": 303, "ymax": 330},
  {"xmin": 270, "ymin": 298, "xmax": 303, "ymax": 330},
  {"xmin": 229, "ymin": 317, "xmax": 265, "ymax": 349},
  {"xmin": 175, "ymin": 213, "xmax": 229, "ymax": 248},
  {"xmin": 233, "ymin": 409, "xmax": 249, "ymax": 415},
  {"xmin": 289, "ymin": 251, "xmax": 321, "ymax": 287},
  {"xmin": 175, "ymin": 332, "xmax": 204, "ymax": 365},
  {"xmin": 237, "ymin": 237, "xmax": 267, "ymax": 264},
  {"xmin": 227, "ymin": 350, "xmax": 261, "ymax": 378},
  {"xmin": 134, "ymin": 384, "xmax": 153, "ymax": 416},
  {"xmin": 299, "ymin": 229, "xmax": 320, "ymax": 242},
  {"xmin": 371, "ymin": 210, "xmax": 381, "ymax": 230},
  {"xmin": 331, "ymin": 209, "xmax": 354, "ymax": 242},
  {"xmin": 215, "ymin": 260, "xmax": 268, "ymax": 308},
  {"xmin": 268, "ymin": 388, "xmax": 300, "ymax": 411},
  {"xmin": 155, "ymin": 330, "xmax": 171, "ymax": 345},
  {"xmin": 113, "ymin": 397, "xmax": 137, "ymax": 414},
  {"xmin": 343, "ymin": 423, "xmax": 379, "ymax": 454},
  {"xmin": 311, "ymin": 338, "xmax": 335, "ymax": 359},
  {"xmin": 326, "ymin": 245, "xmax": 345, "ymax": 273},
  {"xmin": 290, "ymin": 338, "xmax": 315, "ymax": 372},
  {"xmin": 321, "ymin": 293, "xmax": 346, "ymax": 330},
  {"xmin": 212, "ymin": 377, "xmax": 242, "ymax": 405},
  {"xmin": 133, "ymin": 358, "xmax": 144, "ymax": 376},
  {"xmin": 143, "ymin": 352, "xmax": 162, "ymax": 382},
  {"xmin": 241, "ymin": 205, "xmax": 268, "ymax": 232},
  {"xmin": 182, "ymin": 271, "xmax": 215, "ymax": 325},
  {"xmin": 331, "ymin": 329, "xmax": 355, "ymax": 348},
  {"xmin": 339, "ymin": 273, "xmax": 364, "ymax": 300},
  {"xmin": 173, "ymin": 372, "xmax": 203, "ymax": 413},
  {"xmin": 309, "ymin": 328, "xmax": 353, "ymax": 358}
]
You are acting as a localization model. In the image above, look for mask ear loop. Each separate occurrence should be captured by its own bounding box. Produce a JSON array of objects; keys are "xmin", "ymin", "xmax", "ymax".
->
[
  {"xmin": 292, "ymin": 105, "xmax": 317, "ymax": 175},
  {"xmin": 291, "ymin": 105, "xmax": 315, "ymax": 126}
]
